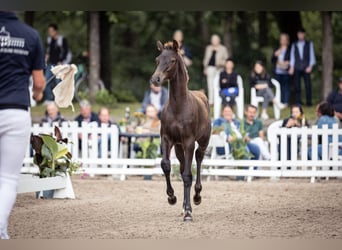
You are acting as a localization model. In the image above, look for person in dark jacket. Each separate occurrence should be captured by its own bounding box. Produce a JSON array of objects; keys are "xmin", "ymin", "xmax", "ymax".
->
[
  {"xmin": 326, "ymin": 77, "xmax": 342, "ymax": 122},
  {"xmin": 219, "ymin": 58, "xmax": 239, "ymax": 107},
  {"xmin": 289, "ymin": 27, "xmax": 316, "ymax": 106},
  {"xmin": 137, "ymin": 83, "xmax": 168, "ymax": 118}
]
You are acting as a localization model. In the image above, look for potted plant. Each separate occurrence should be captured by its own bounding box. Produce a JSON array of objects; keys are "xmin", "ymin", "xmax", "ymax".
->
[
  {"xmin": 135, "ymin": 138, "xmax": 160, "ymax": 180},
  {"xmin": 31, "ymin": 126, "xmax": 80, "ymax": 198}
]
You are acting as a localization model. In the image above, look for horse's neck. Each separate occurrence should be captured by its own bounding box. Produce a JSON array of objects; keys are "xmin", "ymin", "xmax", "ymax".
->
[{"xmin": 168, "ymin": 62, "xmax": 189, "ymax": 107}]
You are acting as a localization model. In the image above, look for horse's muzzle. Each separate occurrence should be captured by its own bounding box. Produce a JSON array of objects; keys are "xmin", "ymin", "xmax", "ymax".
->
[{"xmin": 150, "ymin": 75, "xmax": 162, "ymax": 86}]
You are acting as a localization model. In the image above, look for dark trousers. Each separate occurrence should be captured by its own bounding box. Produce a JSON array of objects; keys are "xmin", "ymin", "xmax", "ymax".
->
[
  {"xmin": 293, "ymin": 69, "xmax": 312, "ymax": 106},
  {"xmin": 275, "ymin": 73, "xmax": 290, "ymax": 104}
]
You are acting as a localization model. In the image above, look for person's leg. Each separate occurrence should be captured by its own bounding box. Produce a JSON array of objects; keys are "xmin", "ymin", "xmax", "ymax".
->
[
  {"xmin": 44, "ymin": 64, "xmax": 55, "ymax": 102},
  {"xmin": 294, "ymin": 70, "xmax": 302, "ymax": 105},
  {"xmin": 276, "ymin": 74, "xmax": 286, "ymax": 104},
  {"xmin": 303, "ymin": 72, "xmax": 312, "ymax": 106},
  {"xmin": 283, "ymin": 74, "xmax": 291, "ymax": 105},
  {"xmin": 247, "ymin": 142, "xmax": 260, "ymax": 160},
  {"xmin": 206, "ymin": 66, "xmax": 217, "ymax": 106},
  {"xmin": 0, "ymin": 110, "xmax": 31, "ymax": 239},
  {"xmin": 250, "ymin": 137, "xmax": 271, "ymax": 160}
]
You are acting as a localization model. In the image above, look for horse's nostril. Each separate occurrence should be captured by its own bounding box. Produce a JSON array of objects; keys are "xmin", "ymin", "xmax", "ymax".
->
[{"xmin": 157, "ymin": 76, "xmax": 160, "ymax": 83}]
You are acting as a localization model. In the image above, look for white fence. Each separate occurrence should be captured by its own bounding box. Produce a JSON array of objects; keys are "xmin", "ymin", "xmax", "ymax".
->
[{"xmin": 21, "ymin": 121, "xmax": 342, "ymax": 183}]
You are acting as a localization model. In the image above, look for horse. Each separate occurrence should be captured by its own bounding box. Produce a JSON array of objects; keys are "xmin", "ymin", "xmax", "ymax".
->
[{"xmin": 150, "ymin": 40, "xmax": 211, "ymax": 221}]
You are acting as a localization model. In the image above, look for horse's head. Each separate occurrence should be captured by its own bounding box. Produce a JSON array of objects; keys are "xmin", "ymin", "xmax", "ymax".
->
[{"xmin": 150, "ymin": 40, "xmax": 188, "ymax": 86}]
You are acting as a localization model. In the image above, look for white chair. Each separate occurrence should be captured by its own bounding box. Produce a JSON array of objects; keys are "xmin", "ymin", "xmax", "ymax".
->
[
  {"xmin": 213, "ymin": 72, "xmax": 244, "ymax": 120},
  {"xmin": 250, "ymin": 78, "xmax": 281, "ymax": 119},
  {"xmin": 266, "ymin": 120, "xmax": 284, "ymax": 161},
  {"xmin": 206, "ymin": 131, "xmax": 232, "ymax": 181}
]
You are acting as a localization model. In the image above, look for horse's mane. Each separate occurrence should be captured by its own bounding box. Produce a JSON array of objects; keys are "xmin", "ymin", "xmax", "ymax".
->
[{"xmin": 163, "ymin": 41, "xmax": 190, "ymax": 84}]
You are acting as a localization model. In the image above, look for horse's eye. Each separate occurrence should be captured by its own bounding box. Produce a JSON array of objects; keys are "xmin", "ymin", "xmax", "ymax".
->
[{"xmin": 170, "ymin": 58, "xmax": 176, "ymax": 64}]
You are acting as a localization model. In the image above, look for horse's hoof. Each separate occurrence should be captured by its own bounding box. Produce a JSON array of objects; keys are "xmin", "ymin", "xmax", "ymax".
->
[
  {"xmin": 183, "ymin": 211, "xmax": 193, "ymax": 222},
  {"xmin": 168, "ymin": 196, "xmax": 177, "ymax": 205},
  {"xmin": 193, "ymin": 195, "xmax": 201, "ymax": 205}
]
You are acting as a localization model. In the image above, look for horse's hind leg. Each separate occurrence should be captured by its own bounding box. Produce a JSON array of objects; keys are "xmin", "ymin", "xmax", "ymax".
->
[
  {"xmin": 193, "ymin": 139, "xmax": 209, "ymax": 206},
  {"xmin": 161, "ymin": 137, "xmax": 176, "ymax": 205}
]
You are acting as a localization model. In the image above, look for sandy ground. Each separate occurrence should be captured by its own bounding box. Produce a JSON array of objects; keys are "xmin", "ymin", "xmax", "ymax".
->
[{"xmin": 8, "ymin": 175, "xmax": 342, "ymax": 239}]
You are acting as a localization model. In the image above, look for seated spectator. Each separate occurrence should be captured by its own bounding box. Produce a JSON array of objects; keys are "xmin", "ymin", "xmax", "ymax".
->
[
  {"xmin": 243, "ymin": 104, "xmax": 271, "ymax": 160},
  {"xmin": 97, "ymin": 107, "xmax": 115, "ymax": 157},
  {"xmin": 249, "ymin": 60, "xmax": 286, "ymax": 120},
  {"xmin": 74, "ymin": 100, "xmax": 99, "ymax": 151},
  {"xmin": 133, "ymin": 104, "xmax": 161, "ymax": 154},
  {"xmin": 212, "ymin": 104, "xmax": 260, "ymax": 160},
  {"xmin": 327, "ymin": 77, "xmax": 342, "ymax": 122},
  {"xmin": 74, "ymin": 99, "xmax": 99, "ymax": 126},
  {"xmin": 40, "ymin": 101, "xmax": 66, "ymax": 126},
  {"xmin": 137, "ymin": 83, "xmax": 168, "ymax": 118},
  {"xmin": 281, "ymin": 104, "xmax": 308, "ymax": 160},
  {"xmin": 308, "ymin": 102, "xmax": 342, "ymax": 160},
  {"xmin": 219, "ymin": 58, "xmax": 239, "ymax": 107}
]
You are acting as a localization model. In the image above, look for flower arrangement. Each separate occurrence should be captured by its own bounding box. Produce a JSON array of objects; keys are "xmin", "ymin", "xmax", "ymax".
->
[{"xmin": 31, "ymin": 126, "xmax": 80, "ymax": 178}]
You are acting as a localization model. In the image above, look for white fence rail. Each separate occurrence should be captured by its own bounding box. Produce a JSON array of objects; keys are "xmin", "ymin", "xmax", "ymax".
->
[{"xmin": 21, "ymin": 121, "xmax": 342, "ymax": 183}]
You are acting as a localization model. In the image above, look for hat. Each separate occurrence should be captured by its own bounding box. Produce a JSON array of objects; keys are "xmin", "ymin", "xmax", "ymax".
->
[{"xmin": 298, "ymin": 27, "xmax": 306, "ymax": 33}]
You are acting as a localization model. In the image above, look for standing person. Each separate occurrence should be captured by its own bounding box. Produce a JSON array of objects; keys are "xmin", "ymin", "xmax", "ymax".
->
[
  {"xmin": 173, "ymin": 29, "xmax": 192, "ymax": 67},
  {"xmin": 289, "ymin": 27, "xmax": 316, "ymax": 106},
  {"xmin": 249, "ymin": 60, "xmax": 286, "ymax": 120},
  {"xmin": 271, "ymin": 33, "xmax": 291, "ymax": 106},
  {"xmin": 326, "ymin": 77, "xmax": 342, "ymax": 122},
  {"xmin": 243, "ymin": 105, "xmax": 271, "ymax": 161},
  {"xmin": 0, "ymin": 11, "xmax": 45, "ymax": 239},
  {"xmin": 203, "ymin": 34, "xmax": 229, "ymax": 106},
  {"xmin": 219, "ymin": 58, "xmax": 239, "ymax": 107},
  {"xmin": 137, "ymin": 83, "xmax": 168, "ymax": 118},
  {"xmin": 44, "ymin": 23, "xmax": 70, "ymax": 103}
]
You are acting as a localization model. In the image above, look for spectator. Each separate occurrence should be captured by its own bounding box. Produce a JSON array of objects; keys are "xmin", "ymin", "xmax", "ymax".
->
[
  {"xmin": 271, "ymin": 33, "xmax": 291, "ymax": 106},
  {"xmin": 326, "ymin": 77, "xmax": 342, "ymax": 122},
  {"xmin": 289, "ymin": 27, "xmax": 316, "ymax": 106},
  {"xmin": 74, "ymin": 99, "xmax": 99, "ymax": 126},
  {"xmin": 0, "ymin": 11, "xmax": 45, "ymax": 239},
  {"xmin": 308, "ymin": 102, "xmax": 342, "ymax": 160},
  {"xmin": 212, "ymin": 105, "xmax": 260, "ymax": 161},
  {"xmin": 203, "ymin": 34, "xmax": 229, "ymax": 106},
  {"xmin": 137, "ymin": 83, "xmax": 168, "ymax": 118},
  {"xmin": 281, "ymin": 104, "xmax": 308, "ymax": 160},
  {"xmin": 249, "ymin": 60, "xmax": 286, "ymax": 120},
  {"xmin": 173, "ymin": 29, "xmax": 192, "ymax": 67},
  {"xmin": 243, "ymin": 104, "xmax": 271, "ymax": 160},
  {"xmin": 40, "ymin": 101, "xmax": 66, "ymax": 126},
  {"xmin": 97, "ymin": 107, "xmax": 114, "ymax": 158},
  {"xmin": 44, "ymin": 23, "xmax": 70, "ymax": 103},
  {"xmin": 219, "ymin": 58, "xmax": 239, "ymax": 107}
]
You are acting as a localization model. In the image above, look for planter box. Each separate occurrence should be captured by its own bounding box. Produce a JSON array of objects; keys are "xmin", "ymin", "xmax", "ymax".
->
[{"xmin": 17, "ymin": 173, "xmax": 75, "ymax": 199}]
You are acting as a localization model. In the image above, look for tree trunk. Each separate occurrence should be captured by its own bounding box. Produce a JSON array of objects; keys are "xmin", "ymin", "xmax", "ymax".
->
[
  {"xmin": 223, "ymin": 12, "xmax": 234, "ymax": 57},
  {"xmin": 89, "ymin": 12, "xmax": 101, "ymax": 103},
  {"xmin": 99, "ymin": 11, "xmax": 112, "ymax": 92},
  {"xmin": 258, "ymin": 11, "xmax": 268, "ymax": 48},
  {"xmin": 321, "ymin": 11, "xmax": 334, "ymax": 100},
  {"xmin": 24, "ymin": 11, "xmax": 35, "ymax": 26},
  {"xmin": 273, "ymin": 11, "xmax": 302, "ymax": 44}
]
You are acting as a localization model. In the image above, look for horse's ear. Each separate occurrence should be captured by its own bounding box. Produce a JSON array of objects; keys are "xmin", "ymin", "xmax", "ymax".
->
[
  {"xmin": 172, "ymin": 39, "xmax": 179, "ymax": 51},
  {"xmin": 157, "ymin": 41, "xmax": 164, "ymax": 51}
]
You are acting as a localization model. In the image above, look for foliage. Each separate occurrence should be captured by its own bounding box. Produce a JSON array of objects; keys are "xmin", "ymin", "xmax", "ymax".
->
[
  {"xmin": 113, "ymin": 89, "xmax": 138, "ymax": 103},
  {"xmin": 226, "ymin": 121, "xmax": 253, "ymax": 160},
  {"xmin": 31, "ymin": 126, "xmax": 80, "ymax": 178},
  {"xmin": 135, "ymin": 139, "xmax": 160, "ymax": 160},
  {"xmin": 95, "ymin": 89, "xmax": 117, "ymax": 108}
]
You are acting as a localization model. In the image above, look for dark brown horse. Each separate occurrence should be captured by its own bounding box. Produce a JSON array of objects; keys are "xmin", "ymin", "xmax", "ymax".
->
[{"xmin": 150, "ymin": 40, "xmax": 211, "ymax": 221}]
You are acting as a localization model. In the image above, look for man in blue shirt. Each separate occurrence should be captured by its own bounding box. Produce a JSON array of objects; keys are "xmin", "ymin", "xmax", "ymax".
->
[
  {"xmin": 289, "ymin": 27, "xmax": 316, "ymax": 106},
  {"xmin": 0, "ymin": 11, "xmax": 45, "ymax": 239}
]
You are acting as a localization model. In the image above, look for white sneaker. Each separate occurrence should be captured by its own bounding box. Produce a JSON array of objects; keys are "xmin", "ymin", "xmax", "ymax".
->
[
  {"xmin": 277, "ymin": 102, "xmax": 287, "ymax": 110},
  {"xmin": 261, "ymin": 112, "xmax": 269, "ymax": 120}
]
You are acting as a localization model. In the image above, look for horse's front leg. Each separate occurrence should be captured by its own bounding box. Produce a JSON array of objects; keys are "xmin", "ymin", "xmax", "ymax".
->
[
  {"xmin": 182, "ymin": 142, "xmax": 195, "ymax": 221},
  {"xmin": 193, "ymin": 143, "xmax": 207, "ymax": 205},
  {"xmin": 161, "ymin": 136, "xmax": 176, "ymax": 205}
]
